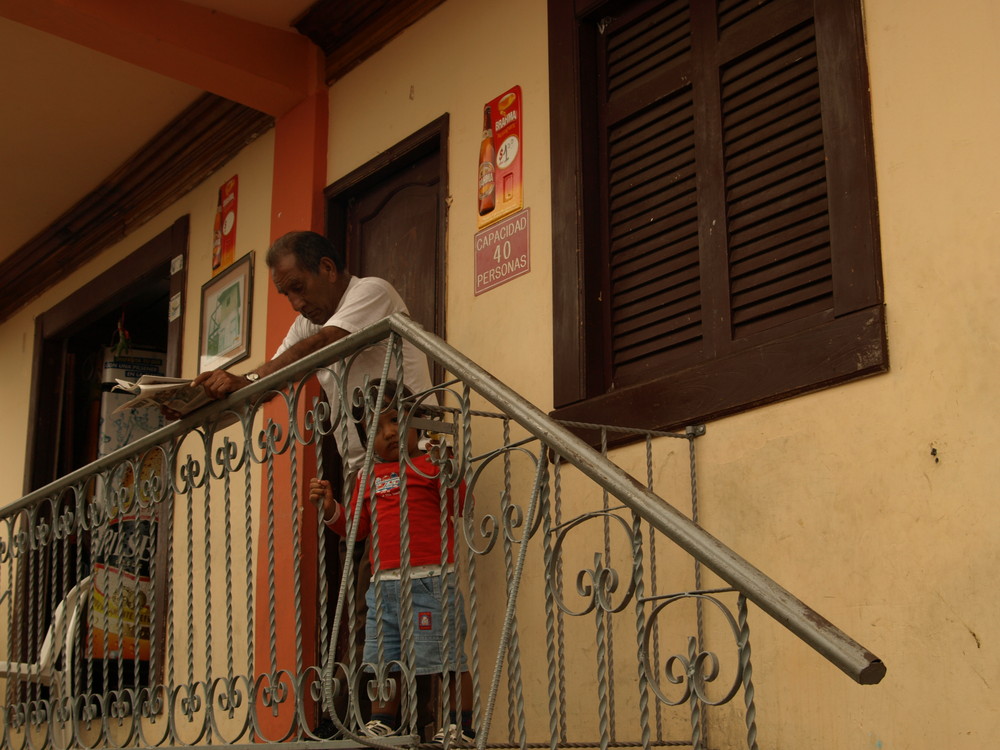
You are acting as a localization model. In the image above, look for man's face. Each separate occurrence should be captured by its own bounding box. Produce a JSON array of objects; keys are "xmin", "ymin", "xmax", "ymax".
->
[{"xmin": 270, "ymin": 252, "xmax": 343, "ymax": 325}]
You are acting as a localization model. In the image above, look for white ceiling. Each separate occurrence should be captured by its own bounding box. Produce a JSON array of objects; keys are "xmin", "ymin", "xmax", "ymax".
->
[{"xmin": 0, "ymin": 0, "xmax": 315, "ymax": 262}]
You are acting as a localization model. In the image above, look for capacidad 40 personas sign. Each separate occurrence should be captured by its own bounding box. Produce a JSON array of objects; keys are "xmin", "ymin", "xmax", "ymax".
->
[{"xmin": 474, "ymin": 208, "xmax": 530, "ymax": 295}]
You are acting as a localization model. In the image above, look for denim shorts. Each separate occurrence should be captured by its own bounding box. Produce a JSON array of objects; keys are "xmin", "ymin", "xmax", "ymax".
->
[{"xmin": 363, "ymin": 573, "xmax": 469, "ymax": 675}]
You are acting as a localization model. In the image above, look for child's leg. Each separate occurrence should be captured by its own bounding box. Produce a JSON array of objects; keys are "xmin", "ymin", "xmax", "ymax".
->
[
  {"xmin": 369, "ymin": 675, "xmax": 400, "ymax": 728},
  {"xmin": 363, "ymin": 580, "xmax": 403, "ymax": 734},
  {"xmin": 443, "ymin": 671, "xmax": 473, "ymax": 712},
  {"xmin": 444, "ymin": 671, "xmax": 474, "ymax": 739},
  {"xmin": 440, "ymin": 576, "xmax": 473, "ymax": 739}
]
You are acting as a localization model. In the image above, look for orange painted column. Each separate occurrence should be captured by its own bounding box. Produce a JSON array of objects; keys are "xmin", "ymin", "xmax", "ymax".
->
[{"xmin": 253, "ymin": 49, "xmax": 328, "ymax": 739}]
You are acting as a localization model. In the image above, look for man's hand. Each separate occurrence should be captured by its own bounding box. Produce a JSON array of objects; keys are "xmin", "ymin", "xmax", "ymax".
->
[{"xmin": 192, "ymin": 369, "xmax": 248, "ymax": 400}]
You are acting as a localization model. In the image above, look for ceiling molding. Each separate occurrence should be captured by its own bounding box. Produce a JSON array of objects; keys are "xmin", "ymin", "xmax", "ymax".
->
[
  {"xmin": 0, "ymin": 94, "xmax": 274, "ymax": 324},
  {"xmin": 294, "ymin": 0, "xmax": 446, "ymax": 82}
]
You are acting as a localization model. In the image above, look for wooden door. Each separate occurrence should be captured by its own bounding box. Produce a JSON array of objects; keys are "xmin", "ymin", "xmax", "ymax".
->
[
  {"xmin": 326, "ymin": 116, "xmax": 448, "ymax": 347},
  {"xmin": 348, "ymin": 151, "xmax": 441, "ymax": 337}
]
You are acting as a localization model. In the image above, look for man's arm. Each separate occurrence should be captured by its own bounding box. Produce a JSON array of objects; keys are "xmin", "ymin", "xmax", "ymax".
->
[{"xmin": 192, "ymin": 325, "xmax": 350, "ymax": 399}]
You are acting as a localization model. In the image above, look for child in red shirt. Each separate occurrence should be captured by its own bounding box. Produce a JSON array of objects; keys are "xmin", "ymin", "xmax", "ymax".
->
[{"xmin": 311, "ymin": 380, "xmax": 474, "ymax": 746}]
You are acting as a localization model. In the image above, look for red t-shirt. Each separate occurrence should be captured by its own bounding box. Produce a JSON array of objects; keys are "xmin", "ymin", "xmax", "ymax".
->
[{"xmin": 329, "ymin": 453, "xmax": 467, "ymax": 571}]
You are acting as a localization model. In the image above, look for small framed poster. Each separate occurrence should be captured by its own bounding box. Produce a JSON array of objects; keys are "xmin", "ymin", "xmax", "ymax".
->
[{"xmin": 199, "ymin": 251, "xmax": 253, "ymax": 373}]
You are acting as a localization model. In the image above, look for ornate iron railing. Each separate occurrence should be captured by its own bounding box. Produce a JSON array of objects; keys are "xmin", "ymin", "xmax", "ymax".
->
[{"xmin": 0, "ymin": 315, "xmax": 883, "ymax": 750}]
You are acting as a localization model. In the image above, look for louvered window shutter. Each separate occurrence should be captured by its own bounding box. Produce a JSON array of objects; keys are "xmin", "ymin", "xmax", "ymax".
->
[
  {"xmin": 549, "ymin": 0, "xmax": 884, "ymax": 431},
  {"xmin": 600, "ymin": 2, "xmax": 702, "ymax": 386}
]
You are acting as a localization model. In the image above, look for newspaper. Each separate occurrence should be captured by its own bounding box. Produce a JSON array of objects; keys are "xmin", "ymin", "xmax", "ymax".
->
[{"xmin": 112, "ymin": 375, "xmax": 211, "ymax": 416}]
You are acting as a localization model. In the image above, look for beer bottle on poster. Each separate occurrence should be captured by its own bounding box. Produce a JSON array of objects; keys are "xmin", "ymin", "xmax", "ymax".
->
[{"xmin": 478, "ymin": 106, "xmax": 496, "ymax": 216}]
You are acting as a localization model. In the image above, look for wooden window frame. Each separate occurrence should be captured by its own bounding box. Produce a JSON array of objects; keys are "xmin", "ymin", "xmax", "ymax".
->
[{"xmin": 548, "ymin": 0, "xmax": 887, "ymax": 435}]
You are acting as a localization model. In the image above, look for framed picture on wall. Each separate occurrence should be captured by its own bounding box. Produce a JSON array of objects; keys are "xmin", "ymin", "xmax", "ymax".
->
[{"xmin": 199, "ymin": 251, "xmax": 253, "ymax": 373}]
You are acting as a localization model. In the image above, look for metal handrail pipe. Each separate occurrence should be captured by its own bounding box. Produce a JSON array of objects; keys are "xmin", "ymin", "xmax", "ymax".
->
[
  {"xmin": 6, "ymin": 313, "xmax": 885, "ymax": 685},
  {"xmin": 4, "ymin": 320, "xmax": 400, "ymax": 515},
  {"xmin": 385, "ymin": 314, "xmax": 885, "ymax": 686}
]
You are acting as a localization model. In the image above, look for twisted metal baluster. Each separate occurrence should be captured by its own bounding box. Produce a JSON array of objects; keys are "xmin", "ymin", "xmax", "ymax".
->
[
  {"xmin": 224, "ymin": 446, "xmax": 236, "ymax": 688},
  {"xmin": 459, "ymin": 385, "xmax": 485, "ymax": 744},
  {"xmin": 645, "ymin": 439, "xmax": 663, "ymax": 742},
  {"xmin": 395, "ymin": 458, "xmax": 418, "ymax": 737},
  {"xmin": 339, "ymin": 397, "xmax": 362, "ymax": 730},
  {"xmin": 287, "ymin": 436, "xmax": 304, "ymax": 738},
  {"xmin": 22, "ymin": 509, "xmax": 34, "ymax": 724},
  {"xmin": 392, "ymin": 341, "xmax": 420, "ymax": 737},
  {"xmin": 75, "ymin": 495, "xmax": 87, "ymax": 712},
  {"xmin": 223, "ymin": 445, "xmax": 235, "ymax": 692},
  {"xmin": 47, "ymin": 503, "xmax": 60, "ymax": 729},
  {"xmin": 501, "ymin": 420, "xmax": 527, "ymax": 748},
  {"xmin": 101, "ymin": 505, "xmax": 113, "ymax": 714},
  {"xmin": 526, "ymin": 467, "xmax": 550, "ymax": 748},
  {"xmin": 312, "ymin": 399, "xmax": 332, "ymax": 732},
  {"xmin": 114, "ymin": 477, "xmax": 128, "ymax": 718},
  {"xmin": 5, "ymin": 516, "xmax": 17, "ymax": 725},
  {"xmin": 737, "ymin": 595, "xmax": 759, "ymax": 750},
  {"xmin": 265, "ymin": 443, "xmax": 278, "ymax": 680},
  {"xmin": 434, "ymin": 440, "xmax": 454, "ymax": 730},
  {"xmin": 243, "ymin": 438, "xmax": 255, "ymax": 680},
  {"xmin": 32, "ymin": 508, "xmax": 47, "ymax": 724},
  {"xmin": 687, "ymin": 637, "xmax": 703, "ymax": 750},
  {"xmin": 553, "ymin": 459, "xmax": 568, "ymax": 747},
  {"xmin": 19, "ymin": 512, "xmax": 31, "ymax": 717},
  {"xmin": 144, "ymin": 487, "xmax": 160, "ymax": 743},
  {"xmin": 595, "ymin": 567, "xmax": 611, "ymax": 750},
  {"xmin": 687, "ymin": 428, "xmax": 707, "ymax": 749},
  {"xmin": 186, "ymin": 483, "xmax": 196, "ymax": 704},
  {"xmin": 60, "ymin": 496, "xmax": 77, "ymax": 737},
  {"xmin": 600, "ymin": 430, "xmax": 617, "ymax": 743},
  {"xmin": 166, "ymin": 482, "xmax": 177, "ymax": 740},
  {"xmin": 540, "ymin": 455, "xmax": 559, "ymax": 750},
  {"xmin": 498, "ymin": 420, "xmax": 516, "ymax": 745},
  {"xmin": 631, "ymin": 435, "xmax": 653, "ymax": 750},
  {"xmin": 639, "ymin": 437, "xmax": 663, "ymax": 742},
  {"xmin": 86, "ymin": 498, "xmax": 101, "ymax": 722},
  {"xmin": 132, "ymin": 479, "xmax": 147, "ymax": 730},
  {"xmin": 57, "ymin": 498, "xmax": 68, "ymax": 730},
  {"xmin": 203, "ymin": 458, "xmax": 214, "ymax": 743},
  {"xmin": 365, "ymin": 454, "xmax": 391, "ymax": 732}
]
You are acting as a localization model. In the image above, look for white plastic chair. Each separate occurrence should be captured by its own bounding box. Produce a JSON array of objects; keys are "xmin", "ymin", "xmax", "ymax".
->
[{"xmin": 0, "ymin": 575, "xmax": 92, "ymax": 702}]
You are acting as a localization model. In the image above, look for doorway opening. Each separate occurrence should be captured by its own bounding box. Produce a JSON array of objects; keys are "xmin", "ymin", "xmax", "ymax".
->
[{"xmin": 19, "ymin": 216, "xmax": 188, "ymax": 698}]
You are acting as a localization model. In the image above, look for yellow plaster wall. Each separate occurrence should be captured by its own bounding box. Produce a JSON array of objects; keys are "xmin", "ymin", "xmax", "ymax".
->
[
  {"xmin": 694, "ymin": 1, "xmax": 1000, "ymax": 746},
  {"xmin": 327, "ymin": 0, "xmax": 552, "ymax": 408},
  {"xmin": 326, "ymin": 0, "xmax": 1000, "ymax": 747}
]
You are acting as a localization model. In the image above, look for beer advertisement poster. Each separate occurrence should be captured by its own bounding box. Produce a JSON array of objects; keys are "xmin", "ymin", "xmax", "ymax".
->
[
  {"xmin": 477, "ymin": 86, "xmax": 523, "ymax": 229},
  {"xmin": 212, "ymin": 175, "xmax": 239, "ymax": 275}
]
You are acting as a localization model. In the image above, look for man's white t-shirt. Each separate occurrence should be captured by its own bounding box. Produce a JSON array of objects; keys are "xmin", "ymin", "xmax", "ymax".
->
[{"xmin": 273, "ymin": 276, "xmax": 432, "ymax": 470}]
